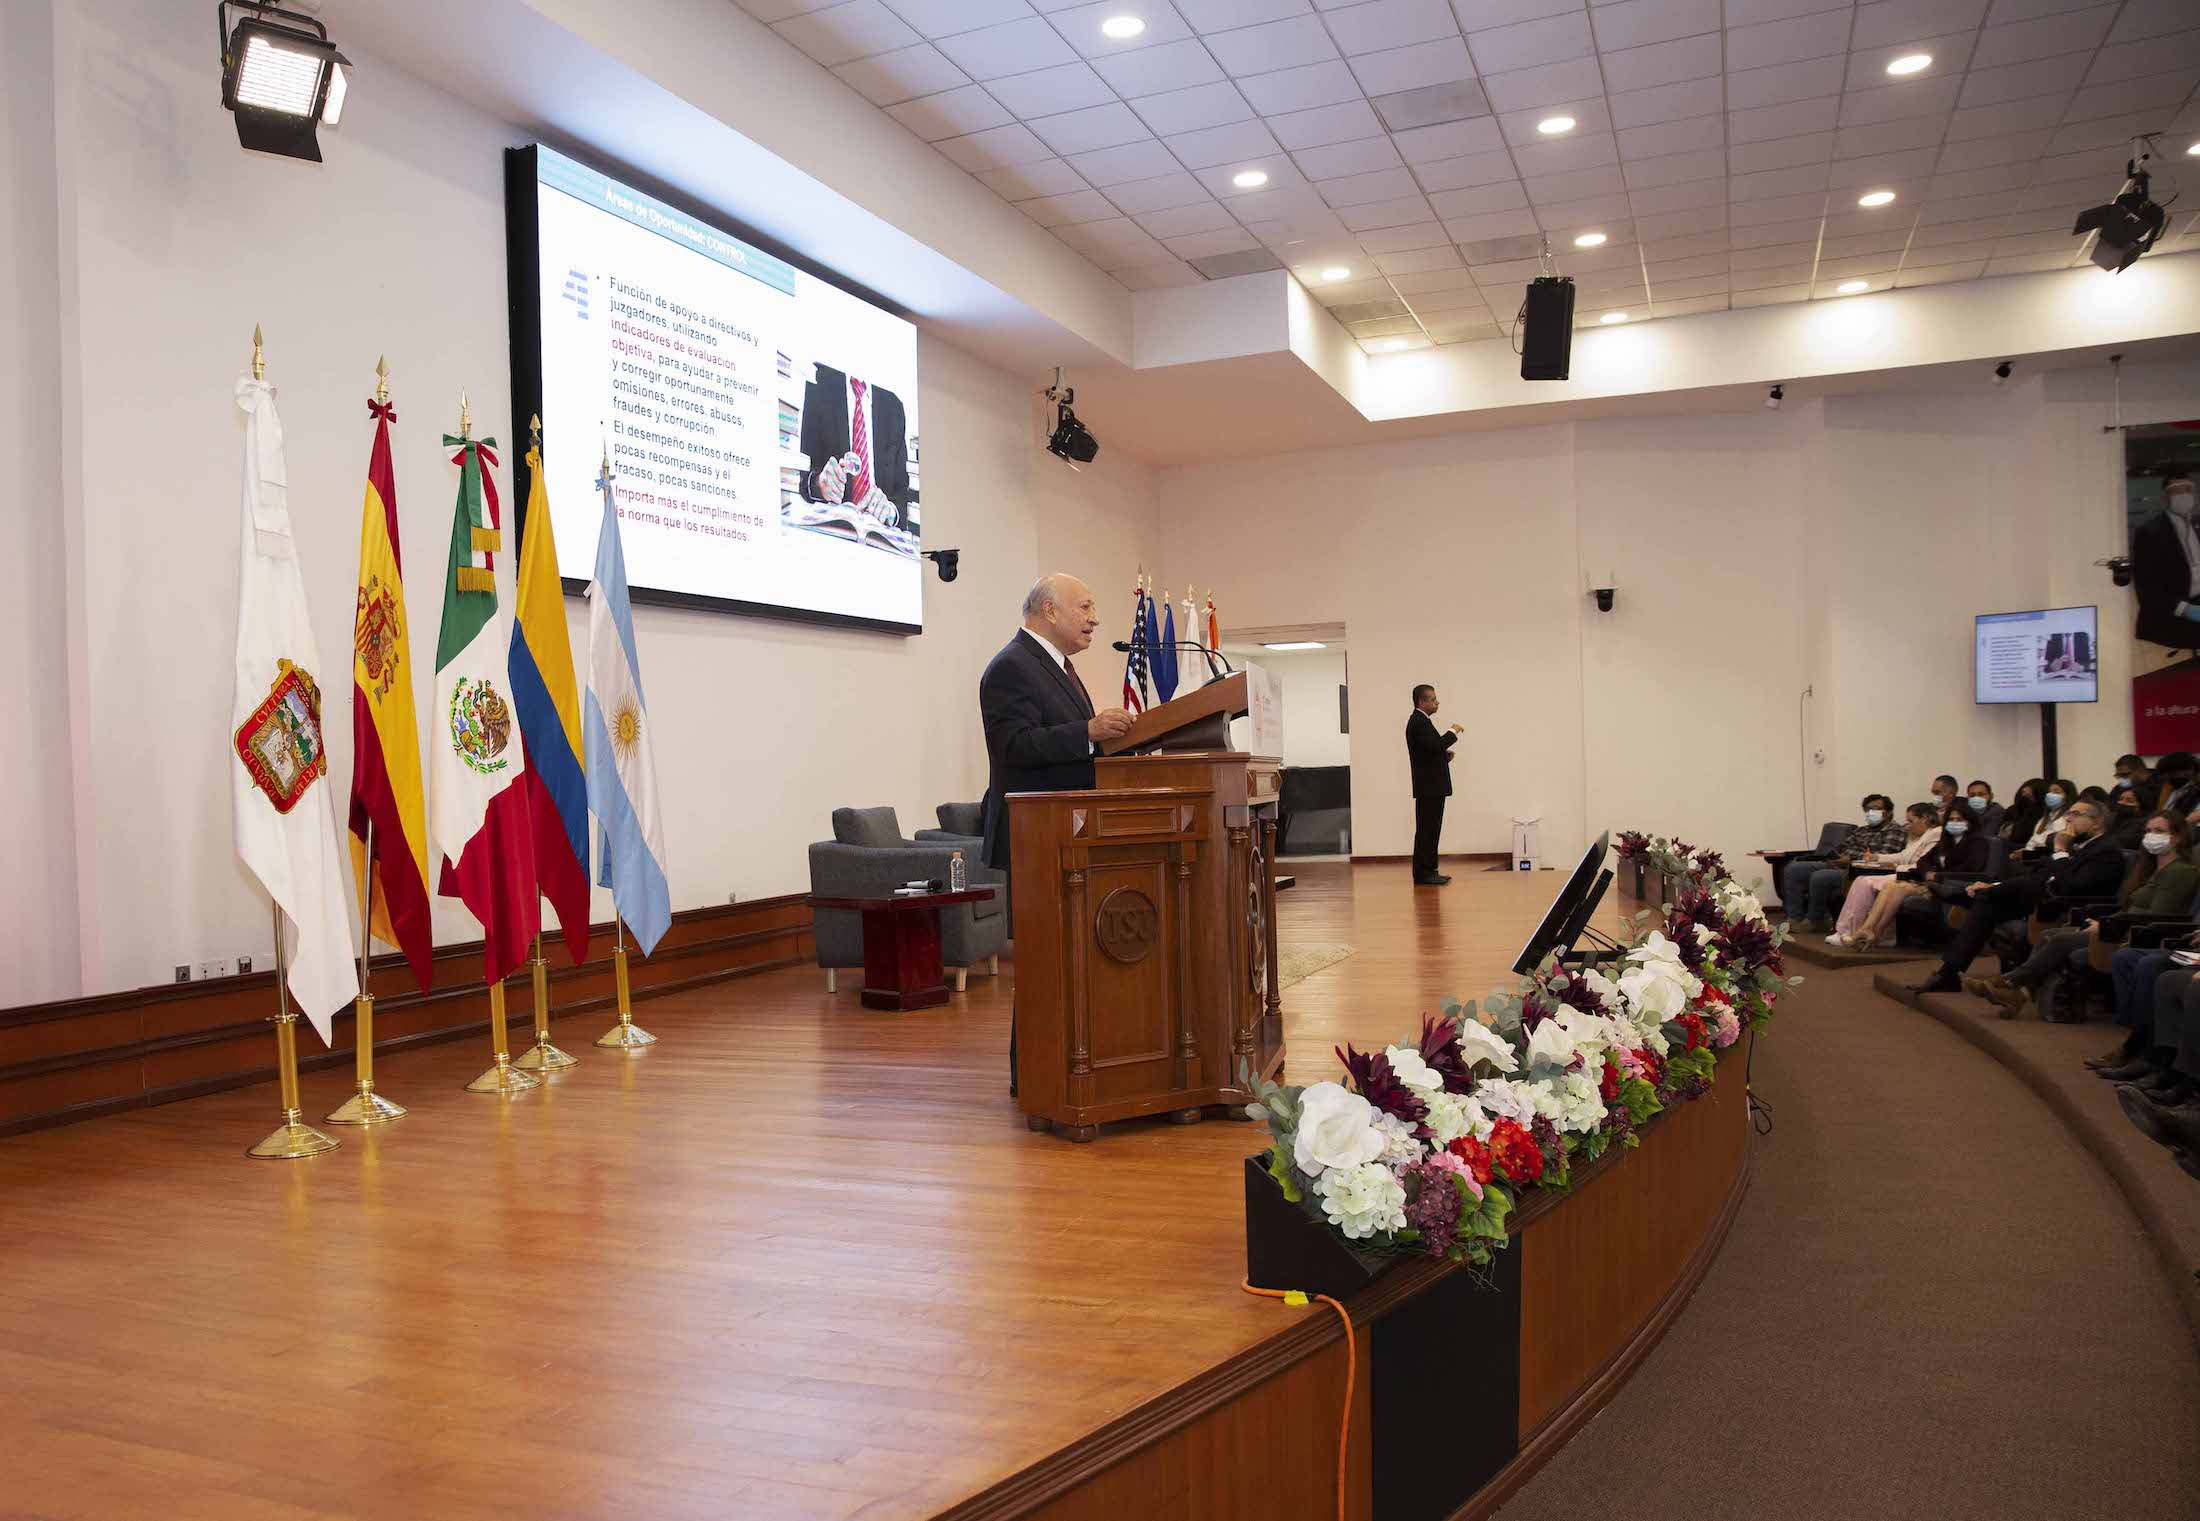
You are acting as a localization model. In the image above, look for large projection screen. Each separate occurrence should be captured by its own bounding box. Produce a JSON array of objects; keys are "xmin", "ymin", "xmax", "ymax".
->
[{"xmin": 507, "ymin": 144, "xmax": 924, "ymax": 634}]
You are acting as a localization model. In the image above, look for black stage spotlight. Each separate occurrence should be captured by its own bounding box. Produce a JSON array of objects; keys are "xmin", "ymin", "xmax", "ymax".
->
[
  {"xmin": 922, "ymin": 548, "xmax": 960, "ymax": 583},
  {"xmin": 1046, "ymin": 393, "xmax": 1099, "ymax": 466},
  {"xmin": 2072, "ymin": 152, "xmax": 2168, "ymax": 274},
  {"xmin": 217, "ymin": 2, "xmax": 350, "ymax": 163},
  {"xmin": 1765, "ymin": 384, "xmax": 1784, "ymax": 410}
]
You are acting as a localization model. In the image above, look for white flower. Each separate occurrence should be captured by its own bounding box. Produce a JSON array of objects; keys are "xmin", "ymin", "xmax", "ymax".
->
[
  {"xmin": 1555, "ymin": 1007, "xmax": 1618, "ymax": 1058},
  {"xmin": 1618, "ymin": 960, "xmax": 1691, "ymax": 1022},
  {"xmin": 1383, "ymin": 1044, "xmax": 1443, "ymax": 1094},
  {"xmin": 1692, "ymin": 923, "xmax": 1717, "ymax": 949},
  {"xmin": 1291, "ymin": 1081, "xmax": 1387, "ymax": 1177},
  {"xmin": 1373, "ymin": 1110, "xmax": 1423, "ymax": 1166},
  {"xmin": 1473, "ymin": 1077, "xmax": 1539, "ymax": 1128},
  {"xmin": 1424, "ymin": 1090, "xmax": 1484, "ymax": 1146},
  {"xmin": 1715, "ymin": 880, "xmax": 1768, "ymax": 925},
  {"xmin": 1314, "ymin": 1160, "xmax": 1408, "ymax": 1240},
  {"xmin": 1547, "ymin": 1069, "xmax": 1607, "ymax": 1133},
  {"xmin": 1453, "ymin": 1019, "xmax": 1520, "ymax": 1074},
  {"xmin": 1524, "ymin": 1017, "xmax": 1578, "ymax": 1073},
  {"xmin": 1634, "ymin": 930, "xmax": 1689, "ymax": 967},
  {"xmin": 1578, "ymin": 967, "xmax": 1622, "ymax": 1007}
]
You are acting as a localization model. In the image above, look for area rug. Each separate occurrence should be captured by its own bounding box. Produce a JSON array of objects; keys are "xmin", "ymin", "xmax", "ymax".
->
[{"xmin": 1278, "ymin": 942, "xmax": 1355, "ymax": 989}]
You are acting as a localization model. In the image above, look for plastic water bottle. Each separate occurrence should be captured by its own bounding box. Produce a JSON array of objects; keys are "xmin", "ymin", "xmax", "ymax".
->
[{"xmin": 949, "ymin": 850, "xmax": 966, "ymax": 892}]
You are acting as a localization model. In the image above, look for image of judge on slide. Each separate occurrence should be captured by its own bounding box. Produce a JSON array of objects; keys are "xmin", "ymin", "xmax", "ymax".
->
[
  {"xmin": 2134, "ymin": 476, "xmax": 2200, "ymax": 650},
  {"xmin": 798, "ymin": 362, "xmax": 914, "ymax": 533},
  {"xmin": 2041, "ymin": 629, "xmax": 2093, "ymax": 678}
]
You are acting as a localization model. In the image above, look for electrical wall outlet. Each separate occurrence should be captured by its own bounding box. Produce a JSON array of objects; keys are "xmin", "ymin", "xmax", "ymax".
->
[
  {"xmin": 194, "ymin": 958, "xmax": 235, "ymax": 981},
  {"xmin": 174, "ymin": 964, "xmax": 191, "ymax": 984},
  {"xmin": 236, "ymin": 954, "xmax": 254, "ymax": 975},
  {"xmin": 726, "ymin": 890, "xmax": 739, "ymax": 904}
]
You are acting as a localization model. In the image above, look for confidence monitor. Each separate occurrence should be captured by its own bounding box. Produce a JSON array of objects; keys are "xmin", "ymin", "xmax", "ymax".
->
[
  {"xmin": 505, "ymin": 143, "xmax": 924, "ymax": 634},
  {"xmin": 1512, "ymin": 831, "xmax": 1611, "ymax": 975},
  {"xmin": 1975, "ymin": 605, "xmax": 2099, "ymax": 705}
]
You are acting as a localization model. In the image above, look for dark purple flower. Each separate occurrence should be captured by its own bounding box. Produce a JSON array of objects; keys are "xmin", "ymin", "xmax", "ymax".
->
[
  {"xmin": 1676, "ymin": 886, "xmax": 1727, "ymax": 934},
  {"xmin": 1541, "ymin": 965, "xmax": 1614, "ymax": 1021},
  {"xmin": 1336, "ymin": 1042, "xmax": 1429, "ymax": 1127},
  {"xmin": 1722, "ymin": 915, "xmax": 1776, "ymax": 973},
  {"xmin": 1530, "ymin": 1114, "xmax": 1566, "ymax": 1174},
  {"xmin": 1661, "ymin": 911, "xmax": 1711, "ymax": 975},
  {"xmin": 1615, "ymin": 831, "xmax": 1651, "ymax": 859},
  {"xmin": 1416, "ymin": 1016, "xmax": 1477, "ymax": 1094},
  {"xmin": 1691, "ymin": 848, "xmax": 1727, "ymax": 881},
  {"xmin": 1402, "ymin": 1160, "xmax": 1463, "ymax": 1257}
]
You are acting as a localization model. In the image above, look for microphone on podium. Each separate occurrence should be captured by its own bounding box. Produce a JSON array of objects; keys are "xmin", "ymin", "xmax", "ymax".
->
[{"xmin": 1109, "ymin": 640, "xmax": 1234, "ymax": 681}]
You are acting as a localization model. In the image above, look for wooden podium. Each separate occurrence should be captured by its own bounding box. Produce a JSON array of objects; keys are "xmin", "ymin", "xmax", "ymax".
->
[{"xmin": 1010, "ymin": 672, "xmax": 1285, "ymax": 1141}]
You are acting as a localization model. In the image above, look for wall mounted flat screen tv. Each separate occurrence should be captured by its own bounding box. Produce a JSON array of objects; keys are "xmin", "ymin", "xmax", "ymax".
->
[
  {"xmin": 506, "ymin": 144, "xmax": 923, "ymax": 633},
  {"xmin": 1974, "ymin": 605, "xmax": 2098, "ymax": 704}
]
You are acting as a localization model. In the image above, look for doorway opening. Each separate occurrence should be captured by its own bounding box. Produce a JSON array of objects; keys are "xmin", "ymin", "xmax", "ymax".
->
[{"xmin": 1222, "ymin": 622, "xmax": 1350, "ymax": 859}]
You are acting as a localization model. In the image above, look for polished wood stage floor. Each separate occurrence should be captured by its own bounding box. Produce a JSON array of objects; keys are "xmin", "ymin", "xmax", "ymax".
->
[{"xmin": 0, "ymin": 862, "xmax": 1609, "ymax": 1521}]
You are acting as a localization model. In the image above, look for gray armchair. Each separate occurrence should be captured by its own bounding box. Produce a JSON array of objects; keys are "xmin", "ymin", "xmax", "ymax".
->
[{"xmin": 808, "ymin": 806, "xmax": 1007, "ymax": 993}]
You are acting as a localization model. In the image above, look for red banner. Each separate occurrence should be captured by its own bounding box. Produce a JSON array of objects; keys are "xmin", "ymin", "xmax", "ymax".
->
[{"xmin": 2135, "ymin": 659, "xmax": 2200, "ymax": 753}]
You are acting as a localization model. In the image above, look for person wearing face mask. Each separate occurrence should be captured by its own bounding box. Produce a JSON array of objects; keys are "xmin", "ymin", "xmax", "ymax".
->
[
  {"xmin": 1914, "ymin": 798, "xmax": 2129, "ymax": 994},
  {"xmin": 2157, "ymin": 752, "xmax": 2200, "ymax": 818},
  {"xmin": 1960, "ymin": 780, "xmax": 2004, "ymax": 838},
  {"xmin": 1966, "ymin": 812, "xmax": 2199, "ymax": 1018},
  {"xmin": 1929, "ymin": 774, "xmax": 1960, "ymax": 815},
  {"xmin": 2020, "ymin": 778, "xmax": 2079, "ymax": 857},
  {"xmin": 1999, "ymin": 778, "xmax": 2046, "ymax": 847},
  {"xmin": 1845, "ymin": 805, "xmax": 1995, "ymax": 949},
  {"xmin": 1827, "ymin": 803, "xmax": 1941, "ymax": 946},
  {"xmin": 1780, "ymin": 794, "xmax": 1906, "ymax": 930},
  {"xmin": 2112, "ymin": 754, "xmax": 2161, "ymax": 812},
  {"xmin": 2134, "ymin": 476, "xmax": 2200, "ymax": 650}
]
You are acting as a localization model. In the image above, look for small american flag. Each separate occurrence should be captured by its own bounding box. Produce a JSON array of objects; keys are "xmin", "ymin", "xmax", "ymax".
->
[{"xmin": 1121, "ymin": 583, "xmax": 1147, "ymax": 715}]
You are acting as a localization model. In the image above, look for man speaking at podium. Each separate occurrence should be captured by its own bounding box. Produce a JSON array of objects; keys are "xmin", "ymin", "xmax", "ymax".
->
[
  {"xmin": 1407, "ymin": 683, "xmax": 1464, "ymax": 887},
  {"xmin": 980, "ymin": 574, "xmax": 1134, "ymax": 1090}
]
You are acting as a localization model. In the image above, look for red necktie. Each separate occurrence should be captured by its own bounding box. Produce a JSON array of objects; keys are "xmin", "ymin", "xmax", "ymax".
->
[
  {"xmin": 1064, "ymin": 658, "xmax": 1093, "ymax": 716},
  {"xmin": 848, "ymin": 378, "xmax": 873, "ymax": 506}
]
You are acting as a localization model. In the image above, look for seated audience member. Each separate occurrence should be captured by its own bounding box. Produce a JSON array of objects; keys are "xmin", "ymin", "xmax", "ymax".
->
[
  {"xmin": 1914, "ymin": 797, "xmax": 2126, "ymax": 993},
  {"xmin": 2159, "ymin": 753, "xmax": 2200, "ymax": 817},
  {"xmin": 1966, "ymin": 811, "xmax": 2199, "ymax": 1018},
  {"xmin": 2019, "ymin": 778, "xmax": 2079, "ymax": 857},
  {"xmin": 2113, "ymin": 754, "xmax": 2160, "ymax": 811},
  {"xmin": 1962, "ymin": 780, "xmax": 2004, "ymax": 837},
  {"xmin": 1841, "ymin": 803, "xmax": 1992, "ymax": 950},
  {"xmin": 1930, "ymin": 775, "xmax": 1960, "ymax": 815},
  {"xmin": 2000, "ymin": 779, "xmax": 2046, "ymax": 848},
  {"xmin": 2108, "ymin": 784, "xmax": 2152, "ymax": 848},
  {"xmin": 1781, "ymin": 795, "xmax": 1906, "ymax": 929},
  {"xmin": 2114, "ymin": 973, "xmax": 2200, "ymax": 1177},
  {"xmin": 1828, "ymin": 803, "xmax": 1941, "ymax": 945}
]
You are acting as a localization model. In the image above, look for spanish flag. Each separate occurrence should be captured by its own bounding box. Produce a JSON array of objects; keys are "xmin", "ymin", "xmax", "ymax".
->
[
  {"xmin": 510, "ymin": 432, "xmax": 591, "ymax": 962},
  {"xmin": 349, "ymin": 391, "xmax": 435, "ymax": 991}
]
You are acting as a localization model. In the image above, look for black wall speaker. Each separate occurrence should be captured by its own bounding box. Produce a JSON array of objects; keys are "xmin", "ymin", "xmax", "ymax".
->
[{"xmin": 1520, "ymin": 275, "xmax": 1576, "ymax": 381}]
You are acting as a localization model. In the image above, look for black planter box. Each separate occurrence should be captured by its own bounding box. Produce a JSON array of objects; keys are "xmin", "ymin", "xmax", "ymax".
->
[{"xmin": 1242, "ymin": 1155, "xmax": 1523, "ymax": 1520}]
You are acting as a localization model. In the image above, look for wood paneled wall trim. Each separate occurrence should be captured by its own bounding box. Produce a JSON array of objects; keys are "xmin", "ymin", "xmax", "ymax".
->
[{"xmin": 0, "ymin": 897, "xmax": 812, "ymax": 1139}]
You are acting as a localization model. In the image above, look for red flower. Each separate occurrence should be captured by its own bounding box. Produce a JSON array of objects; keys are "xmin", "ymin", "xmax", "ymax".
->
[
  {"xmin": 1675, "ymin": 1012, "xmax": 1708, "ymax": 1050},
  {"xmin": 1634, "ymin": 1047, "xmax": 1665, "ymax": 1086},
  {"xmin": 1599, "ymin": 1057, "xmax": 1622, "ymax": 1103},
  {"xmin": 1487, "ymin": 1118, "xmax": 1545, "ymax": 1184},
  {"xmin": 1696, "ymin": 983, "xmax": 1731, "ymax": 1009},
  {"xmin": 1446, "ymin": 1135, "xmax": 1496, "ymax": 1185}
]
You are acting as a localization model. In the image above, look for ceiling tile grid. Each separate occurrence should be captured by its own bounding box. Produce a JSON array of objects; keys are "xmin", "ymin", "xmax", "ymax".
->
[{"xmin": 738, "ymin": 0, "xmax": 2200, "ymax": 351}]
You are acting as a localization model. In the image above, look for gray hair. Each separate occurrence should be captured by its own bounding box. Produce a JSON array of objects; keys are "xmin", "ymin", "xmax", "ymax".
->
[{"xmin": 1023, "ymin": 573, "xmax": 1078, "ymax": 620}]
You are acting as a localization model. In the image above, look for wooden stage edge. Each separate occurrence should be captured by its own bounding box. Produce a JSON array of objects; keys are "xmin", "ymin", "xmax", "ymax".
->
[
  {"xmin": 0, "ymin": 896, "xmax": 814, "ymax": 1138},
  {"xmin": 940, "ymin": 1047, "xmax": 1753, "ymax": 1521}
]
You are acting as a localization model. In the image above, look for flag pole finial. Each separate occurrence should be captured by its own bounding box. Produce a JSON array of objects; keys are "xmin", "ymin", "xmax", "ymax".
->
[
  {"xmin": 459, "ymin": 390, "xmax": 472, "ymax": 441},
  {"xmin": 530, "ymin": 413, "xmax": 542, "ymax": 441},
  {"xmin": 374, "ymin": 355, "xmax": 389, "ymax": 404},
  {"xmin": 251, "ymin": 324, "xmax": 265, "ymax": 381}
]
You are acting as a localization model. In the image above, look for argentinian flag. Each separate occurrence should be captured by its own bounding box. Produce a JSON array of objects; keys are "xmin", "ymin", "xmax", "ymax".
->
[{"xmin": 584, "ymin": 460, "xmax": 671, "ymax": 953}]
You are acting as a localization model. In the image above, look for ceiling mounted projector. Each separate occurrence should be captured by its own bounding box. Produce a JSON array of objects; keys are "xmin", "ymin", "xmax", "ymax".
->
[{"xmin": 2072, "ymin": 154, "xmax": 2170, "ymax": 274}]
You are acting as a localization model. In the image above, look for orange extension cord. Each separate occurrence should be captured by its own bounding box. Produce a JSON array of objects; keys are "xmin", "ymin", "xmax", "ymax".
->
[{"xmin": 1241, "ymin": 1280, "xmax": 1355, "ymax": 1521}]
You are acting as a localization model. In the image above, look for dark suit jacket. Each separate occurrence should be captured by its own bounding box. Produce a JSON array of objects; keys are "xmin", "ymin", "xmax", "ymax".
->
[
  {"xmin": 979, "ymin": 630, "xmax": 1096, "ymax": 871},
  {"xmin": 2044, "ymin": 631, "xmax": 2092, "ymax": 665},
  {"xmin": 1997, "ymin": 832, "xmax": 2128, "ymax": 912},
  {"xmin": 1406, "ymin": 709, "xmax": 1456, "ymax": 799},
  {"xmin": 798, "ymin": 364, "xmax": 912, "ymax": 528},
  {"xmin": 2133, "ymin": 514, "xmax": 2196, "ymax": 650}
]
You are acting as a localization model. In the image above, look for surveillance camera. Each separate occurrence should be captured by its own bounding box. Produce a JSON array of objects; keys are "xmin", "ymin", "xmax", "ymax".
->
[
  {"xmin": 1993, "ymin": 361, "xmax": 2013, "ymax": 384},
  {"xmin": 1765, "ymin": 384, "xmax": 1784, "ymax": 410},
  {"xmin": 922, "ymin": 548, "xmax": 959, "ymax": 583},
  {"xmin": 2097, "ymin": 554, "xmax": 2133, "ymax": 588},
  {"xmin": 1591, "ymin": 587, "xmax": 1615, "ymax": 612}
]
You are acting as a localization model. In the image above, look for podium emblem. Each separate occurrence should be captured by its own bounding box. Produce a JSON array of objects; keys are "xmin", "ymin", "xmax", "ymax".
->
[{"xmin": 1095, "ymin": 888, "xmax": 1160, "ymax": 963}]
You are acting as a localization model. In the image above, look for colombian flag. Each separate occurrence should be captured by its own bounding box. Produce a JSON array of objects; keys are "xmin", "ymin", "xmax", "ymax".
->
[
  {"xmin": 349, "ymin": 395, "xmax": 435, "ymax": 991},
  {"xmin": 510, "ymin": 435, "xmax": 591, "ymax": 962}
]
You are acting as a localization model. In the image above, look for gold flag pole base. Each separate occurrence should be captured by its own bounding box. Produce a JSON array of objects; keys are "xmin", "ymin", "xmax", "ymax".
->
[
  {"xmin": 594, "ymin": 938, "xmax": 656, "ymax": 1047},
  {"xmin": 249, "ymin": 1110, "xmax": 341, "ymax": 1160},
  {"xmin": 249, "ymin": 907, "xmax": 339, "ymax": 1159},
  {"xmin": 324, "ymin": 991, "xmax": 407, "ymax": 1125},
  {"xmin": 512, "ymin": 939, "xmax": 578, "ymax": 1071},
  {"xmin": 467, "ymin": 981, "xmax": 541, "ymax": 1092}
]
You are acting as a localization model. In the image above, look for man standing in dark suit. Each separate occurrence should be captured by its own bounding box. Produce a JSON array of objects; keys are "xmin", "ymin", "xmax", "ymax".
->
[
  {"xmin": 798, "ymin": 362, "xmax": 914, "ymax": 530},
  {"xmin": 1406, "ymin": 684, "xmax": 1463, "ymax": 887},
  {"xmin": 980, "ymin": 574, "xmax": 1134, "ymax": 1090}
]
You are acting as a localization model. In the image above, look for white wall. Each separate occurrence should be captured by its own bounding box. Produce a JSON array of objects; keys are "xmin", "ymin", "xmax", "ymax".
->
[
  {"xmin": 1237, "ymin": 648, "xmax": 1350, "ymax": 769},
  {"xmin": 6, "ymin": 0, "xmax": 1156, "ymax": 1003}
]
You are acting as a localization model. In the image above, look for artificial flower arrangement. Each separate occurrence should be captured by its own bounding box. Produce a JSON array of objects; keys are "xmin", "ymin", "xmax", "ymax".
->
[{"xmin": 1249, "ymin": 838, "xmax": 1793, "ymax": 1270}]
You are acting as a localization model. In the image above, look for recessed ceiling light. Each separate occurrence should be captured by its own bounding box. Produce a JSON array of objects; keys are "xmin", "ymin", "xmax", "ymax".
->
[
  {"xmin": 1100, "ymin": 15, "xmax": 1145, "ymax": 40},
  {"xmin": 1573, "ymin": 231, "xmax": 1607, "ymax": 248},
  {"xmin": 1537, "ymin": 115, "xmax": 1576, "ymax": 135},
  {"xmin": 1377, "ymin": 338, "xmax": 1409, "ymax": 351},
  {"xmin": 1600, "ymin": 311, "xmax": 1628, "ymax": 324},
  {"xmin": 1836, "ymin": 279, "xmax": 1871, "ymax": 294},
  {"xmin": 1262, "ymin": 641, "xmax": 1327, "ymax": 651},
  {"xmin": 2187, "ymin": 141, "xmax": 2200, "ymax": 156},
  {"xmin": 1231, "ymin": 168, "xmax": 1268, "ymax": 189},
  {"xmin": 1886, "ymin": 52, "xmax": 1931, "ymax": 75},
  {"xmin": 1857, "ymin": 189, "xmax": 1897, "ymax": 207},
  {"xmin": 1321, "ymin": 265, "xmax": 1351, "ymax": 281}
]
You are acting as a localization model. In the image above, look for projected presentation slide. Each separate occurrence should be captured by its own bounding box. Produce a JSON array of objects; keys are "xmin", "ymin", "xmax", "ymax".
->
[
  {"xmin": 1975, "ymin": 606, "xmax": 2099, "ymax": 704},
  {"xmin": 516, "ymin": 145, "xmax": 923, "ymax": 632}
]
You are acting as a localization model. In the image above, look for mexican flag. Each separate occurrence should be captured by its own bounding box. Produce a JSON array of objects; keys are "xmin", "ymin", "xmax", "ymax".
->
[{"xmin": 429, "ymin": 427, "xmax": 539, "ymax": 983}]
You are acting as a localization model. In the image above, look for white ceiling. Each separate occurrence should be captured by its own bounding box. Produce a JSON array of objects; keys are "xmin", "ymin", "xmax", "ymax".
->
[{"xmin": 735, "ymin": 0, "xmax": 2200, "ymax": 352}]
